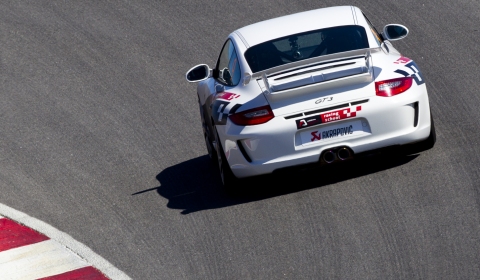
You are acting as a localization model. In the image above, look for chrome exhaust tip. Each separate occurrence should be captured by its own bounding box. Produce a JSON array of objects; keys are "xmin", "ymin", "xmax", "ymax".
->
[
  {"xmin": 323, "ymin": 150, "xmax": 336, "ymax": 163},
  {"xmin": 337, "ymin": 147, "xmax": 351, "ymax": 161}
]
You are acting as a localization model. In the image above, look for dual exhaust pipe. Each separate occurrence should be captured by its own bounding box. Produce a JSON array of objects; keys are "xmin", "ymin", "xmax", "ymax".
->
[{"xmin": 322, "ymin": 147, "xmax": 353, "ymax": 164}]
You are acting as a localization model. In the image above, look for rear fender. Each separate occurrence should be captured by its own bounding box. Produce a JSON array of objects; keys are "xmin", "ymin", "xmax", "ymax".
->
[
  {"xmin": 376, "ymin": 55, "xmax": 426, "ymax": 89},
  {"xmin": 208, "ymin": 80, "xmax": 268, "ymax": 127}
]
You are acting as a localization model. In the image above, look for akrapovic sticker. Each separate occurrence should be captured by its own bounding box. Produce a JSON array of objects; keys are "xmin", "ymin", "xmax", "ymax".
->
[
  {"xmin": 300, "ymin": 120, "xmax": 365, "ymax": 145},
  {"xmin": 310, "ymin": 125, "xmax": 354, "ymax": 142}
]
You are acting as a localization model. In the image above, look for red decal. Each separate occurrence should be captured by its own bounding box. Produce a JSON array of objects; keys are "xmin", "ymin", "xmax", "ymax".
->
[
  {"xmin": 217, "ymin": 92, "xmax": 240, "ymax": 101},
  {"xmin": 320, "ymin": 106, "xmax": 362, "ymax": 124},
  {"xmin": 394, "ymin": 56, "xmax": 411, "ymax": 64},
  {"xmin": 311, "ymin": 131, "xmax": 321, "ymax": 141}
]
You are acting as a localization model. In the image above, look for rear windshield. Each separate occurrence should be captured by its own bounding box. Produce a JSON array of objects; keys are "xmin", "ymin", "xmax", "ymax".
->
[{"xmin": 244, "ymin": 25, "xmax": 369, "ymax": 73}]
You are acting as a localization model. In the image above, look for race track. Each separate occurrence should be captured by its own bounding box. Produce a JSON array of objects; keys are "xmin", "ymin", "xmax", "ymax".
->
[{"xmin": 1, "ymin": 0, "xmax": 479, "ymax": 278}]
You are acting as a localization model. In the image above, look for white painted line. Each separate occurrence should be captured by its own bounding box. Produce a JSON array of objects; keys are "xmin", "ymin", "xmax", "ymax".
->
[
  {"xmin": 0, "ymin": 203, "xmax": 131, "ymax": 280},
  {"xmin": 0, "ymin": 239, "xmax": 88, "ymax": 280}
]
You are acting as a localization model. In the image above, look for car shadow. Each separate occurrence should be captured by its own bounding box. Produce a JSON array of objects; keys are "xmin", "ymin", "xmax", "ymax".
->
[{"xmin": 132, "ymin": 152, "xmax": 418, "ymax": 215}]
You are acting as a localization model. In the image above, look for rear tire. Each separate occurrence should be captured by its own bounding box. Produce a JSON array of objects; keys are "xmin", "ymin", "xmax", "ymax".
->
[
  {"xmin": 204, "ymin": 133, "xmax": 216, "ymax": 163},
  {"xmin": 214, "ymin": 127, "xmax": 239, "ymax": 190}
]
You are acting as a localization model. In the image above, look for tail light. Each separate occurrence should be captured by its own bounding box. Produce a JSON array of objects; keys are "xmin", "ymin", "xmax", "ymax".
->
[
  {"xmin": 229, "ymin": 105, "xmax": 274, "ymax": 125},
  {"xmin": 375, "ymin": 77, "xmax": 413, "ymax": 97}
]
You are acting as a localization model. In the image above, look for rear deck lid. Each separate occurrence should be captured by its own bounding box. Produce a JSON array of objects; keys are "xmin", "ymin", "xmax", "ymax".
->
[{"xmin": 256, "ymin": 50, "xmax": 376, "ymax": 116}]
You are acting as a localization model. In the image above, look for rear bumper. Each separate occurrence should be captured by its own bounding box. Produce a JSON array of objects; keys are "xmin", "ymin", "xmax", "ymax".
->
[{"xmin": 218, "ymin": 85, "xmax": 431, "ymax": 178}]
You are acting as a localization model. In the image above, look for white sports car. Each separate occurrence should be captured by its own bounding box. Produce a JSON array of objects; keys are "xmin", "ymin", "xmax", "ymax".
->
[{"xmin": 186, "ymin": 6, "xmax": 435, "ymax": 188}]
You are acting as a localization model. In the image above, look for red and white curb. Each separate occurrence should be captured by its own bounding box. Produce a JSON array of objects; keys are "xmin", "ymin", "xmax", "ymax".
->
[{"xmin": 0, "ymin": 204, "xmax": 131, "ymax": 280}]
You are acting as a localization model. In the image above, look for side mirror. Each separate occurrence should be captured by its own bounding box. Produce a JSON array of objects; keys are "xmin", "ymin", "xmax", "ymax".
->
[
  {"xmin": 382, "ymin": 24, "xmax": 409, "ymax": 41},
  {"xmin": 186, "ymin": 64, "xmax": 212, "ymax": 82}
]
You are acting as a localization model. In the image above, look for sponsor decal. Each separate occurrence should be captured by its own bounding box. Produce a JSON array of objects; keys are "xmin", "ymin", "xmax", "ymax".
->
[
  {"xmin": 295, "ymin": 106, "xmax": 362, "ymax": 129},
  {"xmin": 296, "ymin": 115, "xmax": 322, "ymax": 129},
  {"xmin": 320, "ymin": 106, "xmax": 362, "ymax": 124},
  {"xmin": 394, "ymin": 61, "xmax": 425, "ymax": 86},
  {"xmin": 394, "ymin": 56, "xmax": 411, "ymax": 64},
  {"xmin": 216, "ymin": 92, "xmax": 240, "ymax": 101},
  {"xmin": 310, "ymin": 125, "xmax": 354, "ymax": 142},
  {"xmin": 311, "ymin": 131, "xmax": 321, "ymax": 141}
]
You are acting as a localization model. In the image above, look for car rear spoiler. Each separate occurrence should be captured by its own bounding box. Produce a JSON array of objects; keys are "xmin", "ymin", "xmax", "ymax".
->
[{"xmin": 255, "ymin": 48, "xmax": 379, "ymax": 101}]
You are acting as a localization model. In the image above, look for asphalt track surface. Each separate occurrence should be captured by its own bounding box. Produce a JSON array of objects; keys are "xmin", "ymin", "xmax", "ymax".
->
[{"xmin": 0, "ymin": 1, "xmax": 479, "ymax": 279}]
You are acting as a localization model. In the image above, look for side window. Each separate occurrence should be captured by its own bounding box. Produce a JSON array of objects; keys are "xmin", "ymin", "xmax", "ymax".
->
[
  {"xmin": 363, "ymin": 13, "xmax": 383, "ymax": 46},
  {"xmin": 216, "ymin": 40, "xmax": 241, "ymax": 86}
]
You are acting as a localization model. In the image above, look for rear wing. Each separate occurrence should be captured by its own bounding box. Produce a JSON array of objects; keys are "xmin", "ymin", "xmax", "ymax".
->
[{"xmin": 255, "ymin": 49, "xmax": 378, "ymax": 101}]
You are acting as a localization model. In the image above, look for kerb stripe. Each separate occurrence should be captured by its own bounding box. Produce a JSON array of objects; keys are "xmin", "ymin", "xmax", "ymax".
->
[
  {"xmin": 0, "ymin": 218, "xmax": 49, "ymax": 252},
  {"xmin": 38, "ymin": 266, "xmax": 109, "ymax": 280}
]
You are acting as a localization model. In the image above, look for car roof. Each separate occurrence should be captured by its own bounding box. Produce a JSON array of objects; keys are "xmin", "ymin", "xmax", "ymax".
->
[{"xmin": 234, "ymin": 6, "xmax": 358, "ymax": 48}]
